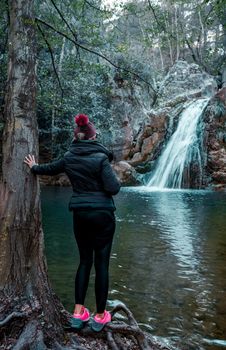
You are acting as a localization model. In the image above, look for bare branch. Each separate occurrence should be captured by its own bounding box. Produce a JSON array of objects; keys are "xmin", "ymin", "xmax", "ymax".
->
[
  {"xmin": 36, "ymin": 21, "xmax": 64, "ymax": 98},
  {"xmin": 49, "ymin": 0, "xmax": 78, "ymax": 41},
  {"xmin": 84, "ymin": 0, "xmax": 112, "ymax": 13},
  {"xmin": 147, "ymin": 0, "xmax": 178, "ymax": 42},
  {"xmin": 203, "ymin": 4, "xmax": 214, "ymax": 24},
  {"xmin": 147, "ymin": 0, "xmax": 164, "ymax": 31},
  {"xmin": 35, "ymin": 18, "xmax": 157, "ymax": 93}
]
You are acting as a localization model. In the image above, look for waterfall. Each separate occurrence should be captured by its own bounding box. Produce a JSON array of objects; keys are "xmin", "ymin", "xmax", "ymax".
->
[{"xmin": 146, "ymin": 99, "xmax": 209, "ymax": 189}]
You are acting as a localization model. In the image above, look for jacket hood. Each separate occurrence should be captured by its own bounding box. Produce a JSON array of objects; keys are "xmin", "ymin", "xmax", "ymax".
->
[{"xmin": 68, "ymin": 140, "xmax": 113, "ymax": 162}]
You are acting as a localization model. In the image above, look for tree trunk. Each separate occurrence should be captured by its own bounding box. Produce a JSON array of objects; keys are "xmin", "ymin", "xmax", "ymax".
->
[{"xmin": 0, "ymin": 0, "xmax": 65, "ymax": 348}]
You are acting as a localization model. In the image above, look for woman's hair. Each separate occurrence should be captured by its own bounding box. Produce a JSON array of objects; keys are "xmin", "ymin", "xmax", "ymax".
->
[{"xmin": 75, "ymin": 132, "xmax": 86, "ymax": 141}]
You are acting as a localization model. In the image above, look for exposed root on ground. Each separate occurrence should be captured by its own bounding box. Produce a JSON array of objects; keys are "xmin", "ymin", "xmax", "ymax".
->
[
  {"xmin": 11, "ymin": 320, "xmax": 46, "ymax": 350},
  {"xmin": 0, "ymin": 312, "xmax": 28, "ymax": 327},
  {"xmin": 0, "ymin": 301, "xmax": 172, "ymax": 350},
  {"xmin": 65, "ymin": 303, "xmax": 171, "ymax": 350}
]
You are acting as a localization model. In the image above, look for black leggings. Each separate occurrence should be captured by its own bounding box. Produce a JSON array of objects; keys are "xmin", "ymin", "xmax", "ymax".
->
[{"xmin": 73, "ymin": 210, "xmax": 115, "ymax": 313}]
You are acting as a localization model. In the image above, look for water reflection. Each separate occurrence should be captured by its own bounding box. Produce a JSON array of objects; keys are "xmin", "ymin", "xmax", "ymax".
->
[
  {"xmin": 150, "ymin": 191, "xmax": 199, "ymax": 270},
  {"xmin": 114, "ymin": 187, "xmax": 226, "ymax": 349},
  {"xmin": 42, "ymin": 187, "xmax": 226, "ymax": 350},
  {"xmin": 145, "ymin": 190, "xmax": 218, "ymax": 347}
]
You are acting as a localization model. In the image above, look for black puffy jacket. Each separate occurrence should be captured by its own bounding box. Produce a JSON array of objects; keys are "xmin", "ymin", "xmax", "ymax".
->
[{"xmin": 31, "ymin": 140, "xmax": 121, "ymax": 211}]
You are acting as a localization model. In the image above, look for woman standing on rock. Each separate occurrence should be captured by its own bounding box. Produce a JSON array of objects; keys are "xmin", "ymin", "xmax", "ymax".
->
[{"xmin": 24, "ymin": 114, "xmax": 121, "ymax": 331}]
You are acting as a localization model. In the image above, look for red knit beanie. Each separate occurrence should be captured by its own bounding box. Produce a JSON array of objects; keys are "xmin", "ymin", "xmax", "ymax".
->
[{"xmin": 74, "ymin": 114, "xmax": 96, "ymax": 140}]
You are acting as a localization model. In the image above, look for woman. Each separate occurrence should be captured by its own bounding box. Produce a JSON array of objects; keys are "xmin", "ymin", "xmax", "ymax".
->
[{"xmin": 24, "ymin": 114, "xmax": 121, "ymax": 332}]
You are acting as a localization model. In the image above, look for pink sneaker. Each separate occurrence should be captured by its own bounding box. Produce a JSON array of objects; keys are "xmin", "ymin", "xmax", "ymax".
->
[
  {"xmin": 71, "ymin": 307, "xmax": 90, "ymax": 330},
  {"xmin": 73, "ymin": 307, "xmax": 90, "ymax": 321},
  {"xmin": 91, "ymin": 310, "xmax": 111, "ymax": 332}
]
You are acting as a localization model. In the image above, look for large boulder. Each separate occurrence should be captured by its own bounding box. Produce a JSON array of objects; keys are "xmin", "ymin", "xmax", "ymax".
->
[
  {"xmin": 129, "ymin": 108, "xmax": 169, "ymax": 166},
  {"xmin": 112, "ymin": 120, "xmax": 134, "ymax": 161},
  {"xmin": 156, "ymin": 60, "xmax": 217, "ymax": 105},
  {"xmin": 112, "ymin": 161, "xmax": 140, "ymax": 185}
]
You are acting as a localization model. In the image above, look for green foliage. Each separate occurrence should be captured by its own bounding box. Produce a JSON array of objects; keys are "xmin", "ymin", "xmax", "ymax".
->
[{"xmin": 1, "ymin": 0, "xmax": 225, "ymax": 161}]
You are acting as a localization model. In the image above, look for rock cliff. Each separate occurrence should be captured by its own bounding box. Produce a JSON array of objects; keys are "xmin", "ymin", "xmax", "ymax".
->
[
  {"xmin": 203, "ymin": 87, "xmax": 226, "ymax": 189},
  {"xmin": 108, "ymin": 61, "xmax": 226, "ymax": 188}
]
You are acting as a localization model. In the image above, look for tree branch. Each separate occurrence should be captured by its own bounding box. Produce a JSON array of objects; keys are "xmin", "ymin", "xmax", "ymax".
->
[
  {"xmin": 84, "ymin": 0, "xmax": 112, "ymax": 13},
  {"xmin": 35, "ymin": 18, "xmax": 157, "ymax": 93},
  {"xmin": 36, "ymin": 21, "xmax": 64, "ymax": 98},
  {"xmin": 147, "ymin": 0, "xmax": 164, "ymax": 32},
  {"xmin": 146, "ymin": 0, "xmax": 177, "ymax": 41},
  {"xmin": 49, "ymin": 0, "xmax": 78, "ymax": 42}
]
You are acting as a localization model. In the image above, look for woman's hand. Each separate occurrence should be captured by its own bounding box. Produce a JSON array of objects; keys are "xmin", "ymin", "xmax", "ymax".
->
[{"xmin": 24, "ymin": 154, "xmax": 37, "ymax": 169}]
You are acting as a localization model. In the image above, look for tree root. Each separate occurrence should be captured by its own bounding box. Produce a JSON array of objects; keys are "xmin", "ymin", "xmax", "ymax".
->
[
  {"xmin": 0, "ymin": 302, "xmax": 172, "ymax": 350},
  {"xmin": 114, "ymin": 333, "xmax": 130, "ymax": 350},
  {"xmin": 53, "ymin": 340, "xmax": 87, "ymax": 350},
  {"xmin": 111, "ymin": 302, "xmax": 138, "ymax": 326},
  {"xmin": 64, "ymin": 303, "xmax": 171, "ymax": 350},
  {"xmin": 11, "ymin": 320, "xmax": 47, "ymax": 350},
  {"xmin": 0, "ymin": 312, "xmax": 27, "ymax": 327},
  {"xmin": 106, "ymin": 332, "xmax": 118, "ymax": 350},
  {"xmin": 108, "ymin": 302, "xmax": 152, "ymax": 349}
]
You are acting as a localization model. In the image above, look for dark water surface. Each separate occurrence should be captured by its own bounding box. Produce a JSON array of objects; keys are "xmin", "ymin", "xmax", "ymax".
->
[{"xmin": 41, "ymin": 186, "xmax": 226, "ymax": 350}]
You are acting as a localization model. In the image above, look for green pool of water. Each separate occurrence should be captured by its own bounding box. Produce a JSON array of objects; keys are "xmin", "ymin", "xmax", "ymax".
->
[{"xmin": 42, "ymin": 186, "xmax": 226, "ymax": 350}]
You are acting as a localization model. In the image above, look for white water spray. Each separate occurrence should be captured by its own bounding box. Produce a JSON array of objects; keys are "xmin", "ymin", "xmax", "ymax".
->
[{"xmin": 147, "ymin": 99, "xmax": 209, "ymax": 189}]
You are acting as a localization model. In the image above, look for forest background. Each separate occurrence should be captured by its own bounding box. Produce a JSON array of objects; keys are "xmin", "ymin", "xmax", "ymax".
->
[{"xmin": 0, "ymin": 0, "xmax": 225, "ymax": 163}]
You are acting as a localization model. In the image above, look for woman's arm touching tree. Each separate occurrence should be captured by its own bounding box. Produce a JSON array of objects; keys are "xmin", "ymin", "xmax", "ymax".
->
[{"xmin": 24, "ymin": 154, "xmax": 65, "ymax": 175}]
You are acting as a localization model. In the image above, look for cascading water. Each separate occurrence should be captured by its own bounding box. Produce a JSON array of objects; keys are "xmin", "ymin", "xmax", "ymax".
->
[{"xmin": 147, "ymin": 98, "xmax": 209, "ymax": 189}]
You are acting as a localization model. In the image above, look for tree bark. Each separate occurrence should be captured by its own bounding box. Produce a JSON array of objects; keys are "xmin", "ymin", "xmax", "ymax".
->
[{"xmin": 0, "ymin": 0, "xmax": 65, "ymax": 347}]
